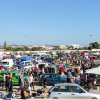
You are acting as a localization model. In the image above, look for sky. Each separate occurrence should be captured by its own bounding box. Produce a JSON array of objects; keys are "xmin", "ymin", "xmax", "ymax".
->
[{"xmin": 0, "ymin": 0, "xmax": 100, "ymax": 46}]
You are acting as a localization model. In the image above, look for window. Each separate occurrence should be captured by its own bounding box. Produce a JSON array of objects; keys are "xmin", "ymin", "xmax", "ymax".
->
[
  {"xmin": 45, "ymin": 75, "xmax": 51, "ymax": 78},
  {"xmin": 60, "ymin": 86, "xmax": 68, "ymax": 92},
  {"xmin": 1, "ymin": 62, "xmax": 9, "ymax": 65},
  {"xmin": 70, "ymin": 86, "xmax": 85, "ymax": 93},
  {"xmin": 52, "ymin": 86, "xmax": 60, "ymax": 92},
  {"xmin": 54, "ymin": 74, "xmax": 60, "ymax": 78},
  {"xmin": 96, "ymin": 75, "xmax": 100, "ymax": 79},
  {"xmin": 52, "ymin": 86, "xmax": 71, "ymax": 92},
  {"xmin": 12, "ymin": 73, "xmax": 16, "ymax": 77},
  {"xmin": 25, "ymin": 62, "xmax": 31, "ymax": 65}
]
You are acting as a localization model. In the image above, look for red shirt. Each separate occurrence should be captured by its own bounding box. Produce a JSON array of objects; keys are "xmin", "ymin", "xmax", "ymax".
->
[{"xmin": 61, "ymin": 66, "xmax": 65, "ymax": 72}]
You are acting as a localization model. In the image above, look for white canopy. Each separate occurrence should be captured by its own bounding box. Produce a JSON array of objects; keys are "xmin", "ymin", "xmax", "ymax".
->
[{"xmin": 86, "ymin": 66, "xmax": 100, "ymax": 75}]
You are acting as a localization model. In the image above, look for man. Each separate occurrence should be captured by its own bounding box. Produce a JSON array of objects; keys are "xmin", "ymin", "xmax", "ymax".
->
[
  {"xmin": 8, "ymin": 77, "xmax": 13, "ymax": 93},
  {"xmin": 19, "ymin": 73, "xmax": 24, "ymax": 90},
  {"xmin": 42, "ymin": 76, "xmax": 47, "ymax": 88},
  {"xmin": 2, "ymin": 73, "xmax": 6, "ymax": 90},
  {"xmin": 5, "ymin": 73, "xmax": 9, "ymax": 91}
]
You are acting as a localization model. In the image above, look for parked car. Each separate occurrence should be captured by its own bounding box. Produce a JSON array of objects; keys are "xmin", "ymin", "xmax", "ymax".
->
[
  {"xmin": 38, "ymin": 73, "xmax": 67, "ymax": 85},
  {"xmin": 0, "ymin": 70, "xmax": 29, "ymax": 85},
  {"xmin": 49, "ymin": 83, "xmax": 100, "ymax": 99}
]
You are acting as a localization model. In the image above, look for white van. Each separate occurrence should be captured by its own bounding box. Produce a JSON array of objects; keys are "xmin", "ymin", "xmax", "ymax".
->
[
  {"xmin": 32, "ymin": 54, "xmax": 42, "ymax": 63},
  {"xmin": 1, "ymin": 59, "xmax": 14, "ymax": 68},
  {"xmin": 32, "ymin": 53, "xmax": 50, "ymax": 63}
]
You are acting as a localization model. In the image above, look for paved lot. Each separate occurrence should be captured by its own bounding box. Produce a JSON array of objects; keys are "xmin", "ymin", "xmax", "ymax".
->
[
  {"xmin": 0, "ymin": 85, "xmax": 100, "ymax": 99},
  {"xmin": 0, "ymin": 85, "xmax": 52, "ymax": 99}
]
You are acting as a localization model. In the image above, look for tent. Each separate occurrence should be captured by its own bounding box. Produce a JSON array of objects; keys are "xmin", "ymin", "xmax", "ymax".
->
[
  {"xmin": 86, "ymin": 66, "xmax": 100, "ymax": 75},
  {"xmin": 20, "ymin": 56, "xmax": 31, "ymax": 61}
]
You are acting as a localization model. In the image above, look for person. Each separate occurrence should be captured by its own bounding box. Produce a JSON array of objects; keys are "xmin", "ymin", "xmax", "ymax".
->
[
  {"xmin": 5, "ymin": 73, "xmax": 9, "ymax": 91},
  {"xmin": 2, "ymin": 73, "xmax": 6, "ymax": 90},
  {"xmin": 27, "ymin": 84, "xmax": 32, "ymax": 96},
  {"xmin": 87, "ymin": 75, "xmax": 92, "ymax": 90},
  {"xmin": 67, "ymin": 70, "xmax": 72, "ymax": 78},
  {"xmin": 8, "ymin": 78, "xmax": 13, "ymax": 93},
  {"xmin": 61, "ymin": 66, "xmax": 65, "ymax": 77},
  {"xmin": 19, "ymin": 73, "xmax": 24, "ymax": 90},
  {"xmin": 28, "ymin": 74, "xmax": 34, "ymax": 90},
  {"xmin": 42, "ymin": 76, "xmax": 47, "ymax": 88},
  {"xmin": 75, "ymin": 75, "xmax": 80, "ymax": 85},
  {"xmin": 67, "ymin": 76, "xmax": 71, "ymax": 83},
  {"xmin": 41, "ymin": 84, "xmax": 49, "ymax": 98},
  {"xmin": 7, "ymin": 92, "xmax": 13, "ymax": 100},
  {"xmin": 93, "ymin": 79, "xmax": 97, "ymax": 90},
  {"xmin": 21, "ymin": 88, "xmax": 31, "ymax": 99}
]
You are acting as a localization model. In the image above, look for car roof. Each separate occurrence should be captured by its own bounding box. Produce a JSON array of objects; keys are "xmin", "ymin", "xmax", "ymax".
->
[
  {"xmin": 55, "ymin": 83, "xmax": 79, "ymax": 87},
  {"xmin": 43, "ymin": 73, "xmax": 58, "ymax": 75},
  {"xmin": 0, "ymin": 70, "xmax": 19, "ymax": 73}
]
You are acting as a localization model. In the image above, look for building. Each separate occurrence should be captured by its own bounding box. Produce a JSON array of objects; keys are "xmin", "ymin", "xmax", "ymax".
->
[{"xmin": 70, "ymin": 44, "xmax": 80, "ymax": 49}]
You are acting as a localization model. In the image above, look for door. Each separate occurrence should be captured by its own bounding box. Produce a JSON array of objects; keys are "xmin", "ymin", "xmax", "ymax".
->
[
  {"xmin": 12, "ymin": 73, "xmax": 19, "ymax": 85},
  {"xmin": 53, "ymin": 74, "xmax": 59, "ymax": 84},
  {"xmin": 50, "ymin": 86, "xmax": 72, "ymax": 99},
  {"xmin": 70, "ymin": 86, "xmax": 91, "ymax": 99}
]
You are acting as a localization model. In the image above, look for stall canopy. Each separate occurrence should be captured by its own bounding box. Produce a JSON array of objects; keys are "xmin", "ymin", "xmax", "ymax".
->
[{"xmin": 86, "ymin": 66, "xmax": 100, "ymax": 75}]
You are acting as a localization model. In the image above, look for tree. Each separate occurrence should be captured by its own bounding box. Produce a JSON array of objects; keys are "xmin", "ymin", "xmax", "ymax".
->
[
  {"xmin": 67, "ymin": 46, "xmax": 74, "ymax": 50},
  {"xmin": 23, "ymin": 46, "xmax": 30, "ymax": 51},
  {"xmin": 5, "ymin": 46, "xmax": 14, "ymax": 51},
  {"xmin": 14, "ymin": 47, "xmax": 24, "ymax": 51},
  {"xmin": 89, "ymin": 42, "xmax": 100, "ymax": 49},
  {"xmin": 31, "ymin": 47, "xmax": 45, "ymax": 51},
  {"xmin": 88, "ymin": 46, "xmax": 92, "ymax": 50},
  {"xmin": 53, "ymin": 46, "xmax": 61, "ymax": 50}
]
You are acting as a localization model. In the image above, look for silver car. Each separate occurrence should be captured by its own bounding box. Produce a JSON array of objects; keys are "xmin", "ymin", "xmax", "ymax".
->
[{"xmin": 49, "ymin": 83, "xmax": 100, "ymax": 99}]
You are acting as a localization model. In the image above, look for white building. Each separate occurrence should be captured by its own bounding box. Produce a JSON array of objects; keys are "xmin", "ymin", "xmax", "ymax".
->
[{"xmin": 70, "ymin": 44, "xmax": 80, "ymax": 49}]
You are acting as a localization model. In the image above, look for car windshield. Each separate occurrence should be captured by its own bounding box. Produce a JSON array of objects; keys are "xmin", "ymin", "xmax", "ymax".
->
[
  {"xmin": 25, "ymin": 62, "xmax": 31, "ymax": 65},
  {"xmin": 1, "ymin": 62, "xmax": 9, "ymax": 65},
  {"xmin": 70, "ymin": 86, "xmax": 86, "ymax": 93}
]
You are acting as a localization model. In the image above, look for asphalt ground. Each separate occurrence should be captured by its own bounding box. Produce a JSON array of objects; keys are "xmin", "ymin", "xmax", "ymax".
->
[
  {"xmin": 0, "ymin": 85, "xmax": 52, "ymax": 99},
  {"xmin": 0, "ymin": 85, "xmax": 99, "ymax": 99}
]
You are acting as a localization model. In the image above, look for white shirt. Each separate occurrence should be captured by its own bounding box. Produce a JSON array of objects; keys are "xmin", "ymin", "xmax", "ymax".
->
[
  {"xmin": 29, "ymin": 76, "xmax": 33, "ymax": 83},
  {"xmin": 3, "ymin": 74, "xmax": 6, "ymax": 81},
  {"xmin": 79, "ymin": 70, "xmax": 83, "ymax": 75}
]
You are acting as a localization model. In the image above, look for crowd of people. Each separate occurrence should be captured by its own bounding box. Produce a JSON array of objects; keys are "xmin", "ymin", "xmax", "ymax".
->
[{"xmin": 0, "ymin": 51, "xmax": 99, "ymax": 99}]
